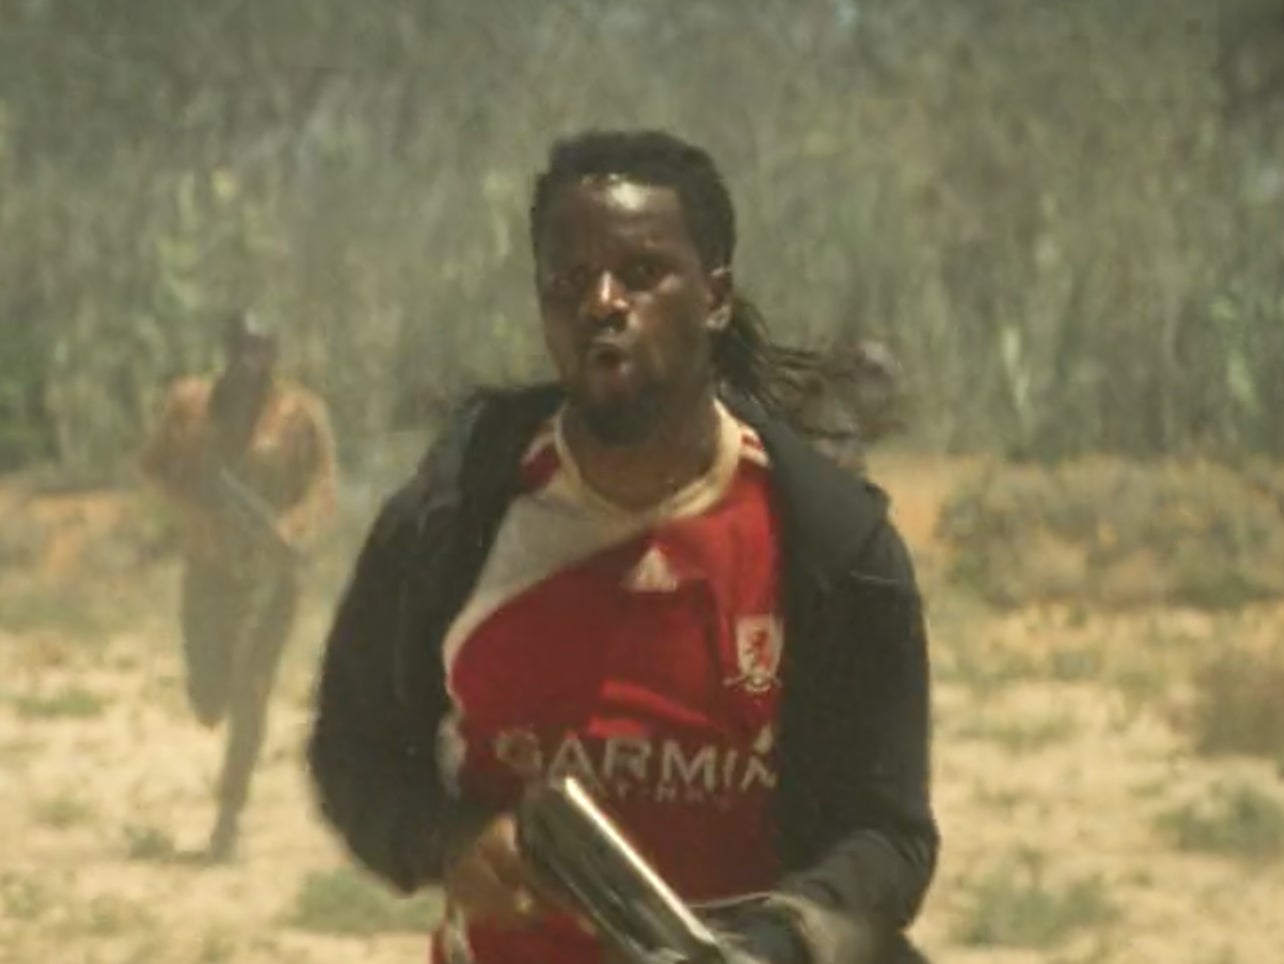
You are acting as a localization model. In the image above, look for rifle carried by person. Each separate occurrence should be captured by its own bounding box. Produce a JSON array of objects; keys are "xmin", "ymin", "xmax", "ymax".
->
[
  {"xmin": 516, "ymin": 776, "xmax": 767, "ymax": 964},
  {"xmin": 207, "ymin": 465, "xmax": 300, "ymax": 568}
]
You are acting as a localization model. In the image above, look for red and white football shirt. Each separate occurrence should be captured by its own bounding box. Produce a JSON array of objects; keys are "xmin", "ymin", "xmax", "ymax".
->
[{"xmin": 430, "ymin": 403, "xmax": 784, "ymax": 964}]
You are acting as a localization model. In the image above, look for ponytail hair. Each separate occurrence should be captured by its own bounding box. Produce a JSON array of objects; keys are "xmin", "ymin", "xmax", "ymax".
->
[{"xmin": 714, "ymin": 295, "xmax": 870, "ymax": 442}]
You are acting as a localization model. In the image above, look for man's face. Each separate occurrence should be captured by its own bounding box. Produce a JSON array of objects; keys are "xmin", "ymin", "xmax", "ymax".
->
[
  {"xmin": 222, "ymin": 333, "xmax": 277, "ymax": 391},
  {"xmin": 535, "ymin": 179, "xmax": 730, "ymax": 446}
]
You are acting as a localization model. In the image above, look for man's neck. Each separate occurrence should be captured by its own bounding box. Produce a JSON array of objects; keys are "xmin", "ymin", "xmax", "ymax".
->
[
  {"xmin": 211, "ymin": 376, "xmax": 273, "ymax": 455},
  {"xmin": 562, "ymin": 393, "xmax": 723, "ymax": 512}
]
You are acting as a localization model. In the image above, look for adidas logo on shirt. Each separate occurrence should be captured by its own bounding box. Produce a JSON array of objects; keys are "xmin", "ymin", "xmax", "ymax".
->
[{"xmin": 624, "ymin": 545, "xmax": 679, "ymax": 593}]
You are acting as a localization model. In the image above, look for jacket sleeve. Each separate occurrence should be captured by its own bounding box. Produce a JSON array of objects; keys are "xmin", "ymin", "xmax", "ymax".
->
[
  {"xmin": 305, "ymin": 487, "xmax": 477, "ymax": 894},
  {"xmin": 769, "ymin": 520, "xmax": 938, "ymax": 964}
]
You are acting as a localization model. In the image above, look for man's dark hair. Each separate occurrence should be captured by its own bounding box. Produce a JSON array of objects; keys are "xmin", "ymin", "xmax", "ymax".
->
[
  {"xmin": 222, "ymin": 308, "xmax": 277, "ymax": 351},
  {"xmin": 531, "ymin": 130, "xmax": 738, "ymax": 271},
  {"xmin": 529, "ymin": 129, "xmax": 865, "ymax": 440}
]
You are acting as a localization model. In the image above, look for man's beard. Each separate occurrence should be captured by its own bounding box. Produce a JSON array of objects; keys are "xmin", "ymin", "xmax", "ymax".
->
[{"xmin": 568, "ymin": 384, "xmax": 665, "ymax": 448}]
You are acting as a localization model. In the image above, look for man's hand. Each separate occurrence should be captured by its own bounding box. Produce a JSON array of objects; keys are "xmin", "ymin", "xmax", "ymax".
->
[
  {"xmin": 444, "ymin": 813, "xmax": 549, "ymax": 929},
  {"xmin": 706, "ymin": 909, "xmax": 810, "ymax": 964},
  {"xmin": 603, "ymin": 940, "xmax": 770, "ymax": 964},
  {"xmin": 717, "ymin": 936, "xmax": 785, "ymax": 964}
]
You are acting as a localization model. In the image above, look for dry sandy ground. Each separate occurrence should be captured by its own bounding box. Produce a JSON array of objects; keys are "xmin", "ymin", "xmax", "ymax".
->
[{"xmin": 2, "ymin": 452, "xmax": 1282, "ymax": 964}]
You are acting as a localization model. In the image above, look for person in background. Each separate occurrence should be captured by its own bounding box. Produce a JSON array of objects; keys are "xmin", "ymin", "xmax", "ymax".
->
[
  {"xmin": 140, "ymin": 310, "xmax": 338, "ymax": 861},
  {"xmin": 308, "ymin": 130, "xmax": 936, "ymax": 963}
]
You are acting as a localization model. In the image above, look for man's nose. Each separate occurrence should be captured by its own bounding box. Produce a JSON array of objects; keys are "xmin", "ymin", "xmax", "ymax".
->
[{"xmin": 583, "ymin": 271, "xmax": 628, "ymax": 321}]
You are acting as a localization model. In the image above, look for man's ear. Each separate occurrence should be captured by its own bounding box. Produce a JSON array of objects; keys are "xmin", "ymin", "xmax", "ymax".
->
[{"xmin": 706, "ymin": 266, "xmax": 733, "ymax": 333}]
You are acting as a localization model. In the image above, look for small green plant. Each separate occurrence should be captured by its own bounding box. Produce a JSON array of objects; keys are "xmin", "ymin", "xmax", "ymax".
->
[
  {"xmin": 12, "ymin": 686, "xmax": 106, "ymax": 720},
  {"xmin": 0, "ymin": 737, "xmax": 38, "ymax": 766},
  {"xmin": 1110, "ymin": 659, "xmax": 1169, "ymax": 709},
  {"xmin": 971, "ymin": 784, "xmax": 1024, "ymax": 812},
  {"xmin": 935, "ymin": 633, "xmax": 1041, "ymax": 697},
  {"xmin": 1157, "ymin": 783, "xmax": 1284, "ymax": 862},
  {"xmin": 954, "ymin": 852, "xmax": 1119, "ymax": 948},
  {"xmin": 119, "ymin": 937, "xmax": 165, "ymax": 964},
  {"xmin": 0, "ymin": 583, "xmax": 110, "ymax": 640},
  {"xmin": 0, "ymin": 872, "xmax": 50, "ymax": 921},
  {"xmin": 77, "ymin": 894, "xmax": 155, "ymax": 936},
  {"xmin": 123, "ymin": 824, "xmax": 176, "ymax": 862},
  {"xmin": 197, "ymin": 931, "xmax": 236, "ymax": 963},
  {"xmin": 957, "ymin": 713, "xmax": 1077, "ymax": 754},
  {"xmin": 290, "ymin": 867, "xmax": 443, "ymax": 935},
  {"xmin": 1049, "ymin": 933, "xmax": 1116, "ymax": 964},
  {"xmin": 1187, "ymin": 648, "xmax": 1284, "ymax": 760},
  {"xmin": 1049, "ymin": 645, "xmax": 1104, "ymax": 682},
  {"xmin": 31, "ymin": 793, "xmax": 92, "ymax": 829}
]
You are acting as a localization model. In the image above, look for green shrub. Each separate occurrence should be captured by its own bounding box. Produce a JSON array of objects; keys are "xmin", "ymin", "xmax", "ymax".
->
[
  {"xmin": 290, "ymin": 867, "xmax": 443, "ymax": 936},
  {"xmin": 954, "ymin": 852, "xmax": 1119, "ymax": 948},
  {"xmin": 11, "ymin": 687, "xmax": 107, "ymax": 720},
  {"xmin": 1187, "ymin": 646, "xmax": 1284, "ymax": 760},
  {"xmin": 1158, "ymin": 783, "xmax": 1284, "ymax": 861},
  {"xmin": 123, "ymin": 824, "xmax": 176, "ymax": 862},
  {"xmin": 938, "ymin": 459, "xmax": 1284, "ymax": 609},
  {"xmin": 1, "ymin": 1, "xmax": 1282, "ymax": 480}
]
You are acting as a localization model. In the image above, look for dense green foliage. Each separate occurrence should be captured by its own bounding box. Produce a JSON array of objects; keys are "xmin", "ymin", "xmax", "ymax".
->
[{"xmin": 2, "ymin": 0, "xmax": 1282, "ymax": 478}]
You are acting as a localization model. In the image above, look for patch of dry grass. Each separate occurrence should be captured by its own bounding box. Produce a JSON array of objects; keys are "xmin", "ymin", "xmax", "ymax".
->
[
  {"xmin": 289, "ymin": 867, "xmax": 443, "ymax": 936},
  {"xmin": 1157, "ymin": 783, "xmax": 1284, "ymax": 862},
  {"xmin": 1184, "ymin": 646, "xmax": 1284, "ymax": 761},
  {"xmin": 953, "ymin": 851, "xmax": 1119, "ymax": 949},
  {"xmin": 9, "ymin": 685, "xmax": 107, "ymax": 720},
  {"xmin": 955, "ymin": 712, "xmax": 1078, "ymax": 754},
  {"xmin": 938, "ymin": 459, "xmax": 1284, "ymax": 610},
  {"xmin": 123, "ymin": 824, "xmax": 177, "ymax": 862},
  {"xmin": 30, "ymin": 793, "xmax": 93, "ymax": 829},
  {"xmin": 0, "ymin": 872, "xmax": 50, "ymax": 922}
]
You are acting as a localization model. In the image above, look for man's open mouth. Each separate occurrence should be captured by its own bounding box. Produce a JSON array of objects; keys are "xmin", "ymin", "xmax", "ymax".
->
[{"xmin": 585, "ymin": 341, "xmax": 628, "ymax": 366}]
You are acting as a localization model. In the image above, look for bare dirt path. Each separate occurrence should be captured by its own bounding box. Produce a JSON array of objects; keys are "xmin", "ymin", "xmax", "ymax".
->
[{"xmin": 2, "ymin": 456, "xmax": 1281, "ymax": 964}]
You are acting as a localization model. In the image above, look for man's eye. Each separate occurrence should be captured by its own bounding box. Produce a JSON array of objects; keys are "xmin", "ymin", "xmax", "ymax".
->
[
  {"xmin": 620, "ymin": 262, "xmax": 662, "ymax": 289},
  {"xmin": 544, "ymin": 273, "xmax": 582, "ymax": 299}
]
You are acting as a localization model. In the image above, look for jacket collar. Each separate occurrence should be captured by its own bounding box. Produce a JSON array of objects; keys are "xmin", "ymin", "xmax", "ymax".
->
[
  {"xmin": 724, "ymin": 390, "xmax": 891, "ymax": 580},
  {"xmin": 416, "ymin": 382, "xmax": 890, "ymax": 579}
]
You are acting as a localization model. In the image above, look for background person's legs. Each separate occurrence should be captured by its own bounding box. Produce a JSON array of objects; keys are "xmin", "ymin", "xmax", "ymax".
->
[
  {"xmin": 179, "ymin": 561, "xmax": 245, "ymax": 727},
  {"xmin": 207, "ymin": 569, "xmax": 299, "ymax": 860}
]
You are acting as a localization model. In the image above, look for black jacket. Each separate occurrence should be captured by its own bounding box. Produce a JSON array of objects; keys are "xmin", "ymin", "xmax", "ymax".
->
[{"xmin": 307, "ymin": 384, "xmax": 938, "ymax": 963}]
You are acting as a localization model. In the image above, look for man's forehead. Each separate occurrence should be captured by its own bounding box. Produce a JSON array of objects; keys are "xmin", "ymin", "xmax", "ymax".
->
[
  {"xmin": 541, "ymin": 177, "xmax": 688, "ymax": 248},
  {"xmin": 584, "ymin": 175, "xmax": 669, "ymax": 213}
]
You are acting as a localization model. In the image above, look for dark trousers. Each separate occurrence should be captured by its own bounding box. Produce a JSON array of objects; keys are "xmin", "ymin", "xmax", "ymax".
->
[{"xmin": 180, "ymin": 557, "xmax": 298, "ymax": 850}]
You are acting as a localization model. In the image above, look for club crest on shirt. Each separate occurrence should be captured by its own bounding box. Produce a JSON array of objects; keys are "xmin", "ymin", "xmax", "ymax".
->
[{"xmin": 729, "ymin": 615, "xmax": 783, "ymax": 693}]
